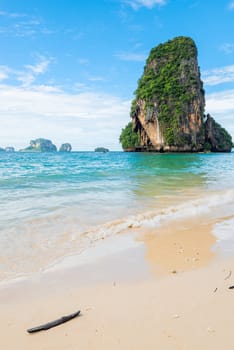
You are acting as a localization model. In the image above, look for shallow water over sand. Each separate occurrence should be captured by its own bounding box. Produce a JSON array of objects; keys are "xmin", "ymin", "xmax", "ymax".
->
[{"xmin": 0, "ymin": 151, "xmax": 234, "ymax": 282}]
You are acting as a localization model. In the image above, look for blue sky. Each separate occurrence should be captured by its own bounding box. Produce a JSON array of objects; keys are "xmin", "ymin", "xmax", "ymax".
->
[{"xmin": 0, "ymin": 0, "xmax": 233, "ymax": 150}]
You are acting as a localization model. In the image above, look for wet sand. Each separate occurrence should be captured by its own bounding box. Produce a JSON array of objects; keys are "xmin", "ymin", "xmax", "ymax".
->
[
  {"xmin": 138, "ymin": 216, "xmax": 217, "ymax": 276},
  {"xmin": 1, "ymin": 217, "xmax": 234, "ymax": 349}
]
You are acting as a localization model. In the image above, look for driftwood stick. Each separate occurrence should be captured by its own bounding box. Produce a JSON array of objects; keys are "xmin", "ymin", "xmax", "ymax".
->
[{"xmin": 27, "ymin": 310, "xmax": 80, "ymax": 333}]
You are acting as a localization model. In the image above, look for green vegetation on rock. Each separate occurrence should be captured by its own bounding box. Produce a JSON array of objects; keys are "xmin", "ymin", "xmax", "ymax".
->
[
  {"xmin": 205, "ymin": 115, "xmax": 233, "ymax": 152},
  {"xmin": 120, "ymin": 35, "xmax": 232, "ymax": 152},
  {"xmin": 119, "ymin": 122, "xmax": 140, "ymax": 149},
  {"xmin": 132, "ymin": 36, "xmax": 204, "ymax": 146}
]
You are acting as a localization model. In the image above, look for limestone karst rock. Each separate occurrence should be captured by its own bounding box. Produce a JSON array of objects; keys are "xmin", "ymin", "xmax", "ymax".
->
[
  {"xmin": 204, "ymin": 114, "xmax": 233, "ymax": 152},
  {"xmin": 20, "ymin": 138, "xmax": 57, "ymax": 152},
  {"xmin": 120, "ymin": 36, "xmax": 232, "ymax": 152},
  {"xmin": 59, "ymin": 143, "xmax": 72, "ymax": 152}
]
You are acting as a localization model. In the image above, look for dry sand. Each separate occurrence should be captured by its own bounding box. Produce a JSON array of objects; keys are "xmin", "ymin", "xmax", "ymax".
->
[{"xmin": 1, "ymin": 217, "xmax": 234, "ymax": 349}]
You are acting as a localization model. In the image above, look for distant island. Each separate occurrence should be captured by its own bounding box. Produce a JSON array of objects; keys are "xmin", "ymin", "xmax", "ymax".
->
[
  {"xmin": 120, "ymin": 36, "xmax": 233, "ymax": 152},
  {"xmin": 0, "ymin": 147, "xmax": 15, "ymax": 152},
  {"xmin": 0, "ymin": 141, "xmax": 110, "ymax": 153},
  {"xmin": 59, "ymin": 143, "xmax": 72, "ymax": 152},
  {"xmin": 94, "ymin": 147, "xmax": 109, "ymax": 153},
  {"xmin": 19, "ymin": 139, "xmax": 72, "ymax": 152},
  {"xmin": 20, "ymin": 139, "xmax": 57, "ymax": 152}
]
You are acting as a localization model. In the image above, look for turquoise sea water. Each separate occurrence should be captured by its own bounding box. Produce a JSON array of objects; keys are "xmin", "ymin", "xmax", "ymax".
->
[{"xmin": 0, "ymin": 151, "xmax": 234, "ymax": 282}]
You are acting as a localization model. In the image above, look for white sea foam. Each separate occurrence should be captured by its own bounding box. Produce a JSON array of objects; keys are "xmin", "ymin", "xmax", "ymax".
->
[
  {"xmin": 212, "ymin": 217, "xmax": 234, "ymax": 256},
  {"xmin": 80, "ymin": 188, "xmax": 234, "ymax": 240},
  {"xmin": 1, "ymin": 188, "xmax": 234, "ymax": 286}
]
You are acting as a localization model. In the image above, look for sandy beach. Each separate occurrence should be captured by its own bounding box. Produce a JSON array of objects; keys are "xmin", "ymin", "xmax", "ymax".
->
[
  {"xmin": 0, "ymin": 0, "xmax": 233, "ymax": 348},
  {"xmin": 1, "ymin": 215, "xmax": 234, "ymax": 350}
]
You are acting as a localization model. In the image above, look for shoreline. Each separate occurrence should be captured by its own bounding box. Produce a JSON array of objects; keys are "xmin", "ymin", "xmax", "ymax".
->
[{"xmin": 1, "ymin": 186, "xmax": 234, "ymax": 284}]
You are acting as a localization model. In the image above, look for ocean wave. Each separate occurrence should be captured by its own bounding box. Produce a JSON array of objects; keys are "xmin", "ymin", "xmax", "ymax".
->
[
  {"xmin": 1, "ymin": 188, "xmax": 234, "ymax": 286},
  {"xmin": 80, "ymin": 188, "xmax": 234, "ymax": 241}
]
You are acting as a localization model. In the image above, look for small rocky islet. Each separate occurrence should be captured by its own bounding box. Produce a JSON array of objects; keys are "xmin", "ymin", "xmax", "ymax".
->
[
  {"xmin": 59, "ymin": 143, "xmax": 72, "ymax": 152},
  {"xmin": 120, "ymin": 36, "xmax": 233, "ymax": 152},
  {"xmin": 0, "ymin": 140, "xmax": 109, "ymax": 153},
  {"xmin": 94, "ymin": 147, "xmax": 109, "ymax": 153},
  {"xmin": 0, "ymin": 139, "xmax": 108, "ymax": 153},
  {"xmin": 0, "ymin": 147, "xmax": 15, "ymax": 152},
  {"xmin": 19, "ymin": 139, "xmax": 72, "ymax": 152}
]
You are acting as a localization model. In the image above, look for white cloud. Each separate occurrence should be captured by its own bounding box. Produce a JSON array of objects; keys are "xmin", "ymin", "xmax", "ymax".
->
[
  {"xmin": 125, "ymin": 0, "xmax": 166, "ymax": 9},
  {"xmin": 0, "ymin": 72, "xmax": 7, "ymax": 81},
  {"xmin": 26, "ymin": 59, "xmax": 50, "ymax": 75},
  {"xmin": 202, "ymin": 65, "xmax": 234, "ymax": 86},
  {"xmin": 206, "ymin": 89, "xmax": 234, "ymax": 138},
  {"xmin": 0, "ymin": 66, "xmax": 10, "ymax": 81},
  {"xmin": 115, "ymin": 52, "xmax": 146, "ymax": 61},
  {"xmin": 0, "ymin": 10, "xmax": 26, "ymax": 18},
  {"xmin": 15, "ymin": 56, "xmax": 53, "ymax": 87},
  {"xmin": 16, "ymin": 72, "xmax": 35, "ymax": 86},
  {"xmin": 0, "ymin": 11, "xmax": 54, "ymax": 37},
  {"xmin": 0, "ymin": 84, "xmax": 130, "ymax": 150},
  {"xmin": 206, "ymin": 89, "xmax": 234, "ymax": 113},
  {"xmin": 219, "ymin": 43, "xmax": 234, "ymax": 54}
]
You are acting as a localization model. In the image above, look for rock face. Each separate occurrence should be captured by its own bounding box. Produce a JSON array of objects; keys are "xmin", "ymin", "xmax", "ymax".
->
[
  {"xmin": 59, "ymin": 143, "xmax": 72, "ymax": 152},
  {"xmin": 121, "ymin": 36, "xmax": 232, "ymax": 152},
  {"xmin": 21, "ymin": 138, "xmax": 57, "ymax": 152}
]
